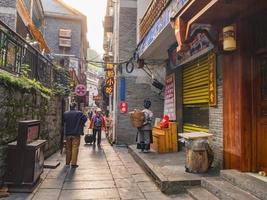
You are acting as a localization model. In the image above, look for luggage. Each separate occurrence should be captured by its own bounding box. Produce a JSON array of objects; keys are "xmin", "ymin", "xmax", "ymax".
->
[
  {"xmin": 84, "ymin": 134, "xmax": 94, "ymax": 144},
  {"xmin": 129, "ymin": 110, "xmax": 145, "ymax": 128}
]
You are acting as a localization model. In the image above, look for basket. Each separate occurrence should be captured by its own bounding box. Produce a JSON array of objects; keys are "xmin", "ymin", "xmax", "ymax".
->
[{"xmin": 129, "ymin": 110, "xmax": 145, "ymax": 128}]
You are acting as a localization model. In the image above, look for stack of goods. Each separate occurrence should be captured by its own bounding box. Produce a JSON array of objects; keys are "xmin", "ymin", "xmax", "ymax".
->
[{"xmin": 129, "ymin": 110, "xmax": 144, "ymax": 128}]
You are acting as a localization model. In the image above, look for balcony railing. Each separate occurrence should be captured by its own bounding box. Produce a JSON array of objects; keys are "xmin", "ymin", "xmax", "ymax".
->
[
  {"xmin": 139, "ymin": 0, "xmax": 171, "ymax": 40},
  {"xmin": 0, "ymin": 20, "xmax": 54, "ymax": 87}
]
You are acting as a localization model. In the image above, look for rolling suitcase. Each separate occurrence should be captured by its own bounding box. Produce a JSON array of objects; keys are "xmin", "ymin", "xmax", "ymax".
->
[{"xmin": 84, "ymin": 134, "xmax": 94, "ymax": 144}]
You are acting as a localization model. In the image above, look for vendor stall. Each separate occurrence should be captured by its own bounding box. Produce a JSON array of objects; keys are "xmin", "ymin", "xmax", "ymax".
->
[{"xmin": 151, "ymin": 122, "xmax": 178, "ymax": 153}]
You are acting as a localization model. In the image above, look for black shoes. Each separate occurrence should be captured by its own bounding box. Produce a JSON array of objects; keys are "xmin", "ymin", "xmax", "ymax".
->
[{"xmin": 71, "ymin": 164, "xmax": 79, "ymax": 168}]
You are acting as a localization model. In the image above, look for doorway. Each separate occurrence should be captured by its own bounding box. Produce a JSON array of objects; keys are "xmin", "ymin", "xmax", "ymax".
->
[{"xmin": 253, "ymin": 54, "xmax": 267, "ymax": 174}]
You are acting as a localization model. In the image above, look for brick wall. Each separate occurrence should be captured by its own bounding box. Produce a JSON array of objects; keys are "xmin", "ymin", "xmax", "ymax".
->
[
  {"xmin": 209, "ymin": 55, "xmax": 223, "ymax": 169},
  {"xmin": 115, "ymin": 5, "xmax": 165, "ymax": 145},
  {"xmin": 0, "ymin": 0, "xmax": 17, "ymax": 30},
  {"xmin": 44, "ymin": 17, "xmax": 82, "ymax": 57}
]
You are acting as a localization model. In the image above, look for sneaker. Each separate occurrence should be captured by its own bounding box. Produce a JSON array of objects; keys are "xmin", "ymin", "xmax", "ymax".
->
[{"xmin": 71, "ymin": 165, "xmax": 79, "ymax": 168}]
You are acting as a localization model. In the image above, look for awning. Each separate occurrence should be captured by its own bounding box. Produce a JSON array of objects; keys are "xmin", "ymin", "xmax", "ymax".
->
[{"xmin": 17, "ymin": 0, "xmax": 50, "ymax": 53}]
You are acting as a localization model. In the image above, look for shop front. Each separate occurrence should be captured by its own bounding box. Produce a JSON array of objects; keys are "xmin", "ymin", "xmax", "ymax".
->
[{"xmin": 170, "ymin": 0, "xmax": 267, "ymax": 173}]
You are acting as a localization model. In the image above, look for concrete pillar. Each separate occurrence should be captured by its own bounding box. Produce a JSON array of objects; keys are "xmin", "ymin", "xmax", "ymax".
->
[{"xmin": 0, "ymin": 0, "xmax": 17, "ymax": 30}]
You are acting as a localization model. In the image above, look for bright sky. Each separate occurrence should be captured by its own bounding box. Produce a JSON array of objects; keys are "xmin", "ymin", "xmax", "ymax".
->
[{"xmin": 63, "ymin": 0, "xmax": 107, "ymax": 55}]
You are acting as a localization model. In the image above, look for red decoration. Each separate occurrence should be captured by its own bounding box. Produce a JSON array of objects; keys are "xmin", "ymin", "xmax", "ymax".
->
[
  {"xmin": 160, "ymin": 115, "xmax": 170, "ymax": 129},
  {"xmin": 119, "ymin": 102, "xmax": 128, "ymax": 113}
]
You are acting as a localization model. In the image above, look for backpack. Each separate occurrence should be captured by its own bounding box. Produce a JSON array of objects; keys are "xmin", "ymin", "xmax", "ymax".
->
[{"xmin": 94, "ymin": 115, "xmax": 102, "ymax": 129}]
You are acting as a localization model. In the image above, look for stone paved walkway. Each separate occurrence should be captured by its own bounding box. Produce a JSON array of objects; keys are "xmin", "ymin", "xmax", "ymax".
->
[{"xmin": 5, "ymin": 136, "xmax": 193, "ymax": 200}]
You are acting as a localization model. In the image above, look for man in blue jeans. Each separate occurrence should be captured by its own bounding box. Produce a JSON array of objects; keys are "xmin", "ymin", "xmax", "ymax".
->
[{"xmin": 63, "ymin": 102, "xmax": 87, "ymax": 168}]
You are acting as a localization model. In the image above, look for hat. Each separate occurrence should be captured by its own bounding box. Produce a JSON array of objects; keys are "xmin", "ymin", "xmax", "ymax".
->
[{"xmin": 96, "ymin": 108, "xmax": 102, "ymax": 112}]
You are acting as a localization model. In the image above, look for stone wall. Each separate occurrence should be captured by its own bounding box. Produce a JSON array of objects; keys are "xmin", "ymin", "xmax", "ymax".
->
[
  {"xmin": 0, "ymin": 86, "xmax": 63, "ymax": 183},
  {"xmin": 0, "ymin": 0, "xmax": 17, "ymax": 30},
  {"xmin": 44, "ymin": 17, "xmax": 82, "ymax": 57}
]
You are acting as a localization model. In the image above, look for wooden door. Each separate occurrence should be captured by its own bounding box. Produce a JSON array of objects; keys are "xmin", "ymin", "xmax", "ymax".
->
[{"xmin": 254, "ymin": 55, "xmax": 267, "ymax": 173}]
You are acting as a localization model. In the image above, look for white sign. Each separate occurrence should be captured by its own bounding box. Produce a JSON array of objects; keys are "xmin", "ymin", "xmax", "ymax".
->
[
  {"xmin": 69, "ymin": 58, "xmax": 79, "ymax": 75},
  {"xmin": 164, "ymin": 73, "xmax": 176, "ymax": 121}
]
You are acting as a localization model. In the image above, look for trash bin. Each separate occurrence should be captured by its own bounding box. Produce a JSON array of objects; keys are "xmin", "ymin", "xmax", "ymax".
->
[{"xmin": 5, "ymin": 120, "xmax": 47, "ymax": 192}]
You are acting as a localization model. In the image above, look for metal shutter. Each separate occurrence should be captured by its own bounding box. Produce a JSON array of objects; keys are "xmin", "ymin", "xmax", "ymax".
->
[
  {"xmin": 183, "ymin": 54, "xmax": 209, "ymax": 105},
  {"xmin": 182, "ymin": 54, "xmax": 210, "ymax": 133}
]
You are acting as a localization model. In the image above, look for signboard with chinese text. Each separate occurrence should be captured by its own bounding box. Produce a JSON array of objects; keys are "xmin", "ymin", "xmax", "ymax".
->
[
  {"xmin": 164, "ymin": 74, "xmax": 176, "ymax": 120},
  {"xmin": 105, "ymin": 63, "xmax": 114, "ymax": 95},
  {"xmin": 168, "ymin": 29, "xmax": 214, "ymax": 69}
]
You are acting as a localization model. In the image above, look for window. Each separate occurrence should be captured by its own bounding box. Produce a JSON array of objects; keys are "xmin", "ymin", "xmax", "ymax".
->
[
  {"xmin": 59, "ymin": 29, "xmax": 71, "ymax": 47},
  {"xmin": 59, "ymin": 38, "xmax": 71, "ymax": 47}
]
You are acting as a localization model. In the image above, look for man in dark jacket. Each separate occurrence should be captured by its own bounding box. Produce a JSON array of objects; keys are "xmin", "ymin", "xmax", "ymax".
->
[{"xmin": 63, "ymin": 102, "xmax": 87, "ymax": 168}]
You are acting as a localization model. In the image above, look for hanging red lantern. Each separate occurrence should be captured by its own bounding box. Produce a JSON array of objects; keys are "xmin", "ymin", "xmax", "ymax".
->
[{"xmin": 119, "ymin": 102, "xmax": 128, "ymax": 113}]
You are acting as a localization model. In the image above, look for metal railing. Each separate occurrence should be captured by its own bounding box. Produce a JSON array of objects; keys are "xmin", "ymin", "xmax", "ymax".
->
[
  {"xmin": 0, "ymin": 20, "xmax": 54, "ymax": 87},
  {"xmin": 139, "ymin": 0, "xmax": 170, "ymax": 40}
]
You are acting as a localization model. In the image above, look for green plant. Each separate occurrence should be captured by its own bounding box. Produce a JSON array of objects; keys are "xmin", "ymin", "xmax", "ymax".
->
[{"xmin": 0, "ymin": 70, "xmax": 52, "ymax": 99}]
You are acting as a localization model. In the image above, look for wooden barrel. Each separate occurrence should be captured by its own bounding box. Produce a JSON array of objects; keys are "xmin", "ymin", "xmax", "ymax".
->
[{"xmin": 185, "ymin": 149, "xmax": 209, "ymax": 173}]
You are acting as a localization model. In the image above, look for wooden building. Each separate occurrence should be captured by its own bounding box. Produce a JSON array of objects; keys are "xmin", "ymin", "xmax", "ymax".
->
[{"xmin": 137, "ymin": 0, "xmax": 267, "ymax": 173}]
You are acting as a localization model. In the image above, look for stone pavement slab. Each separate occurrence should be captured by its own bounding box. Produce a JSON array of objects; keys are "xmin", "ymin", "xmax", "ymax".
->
[
  {"xmin": 63, "ymin": 180, "xmax": 116, "ymax": 190},
  {"xmin": 7, "ymin": 136, "xmax": 196, "ymax": 199},
  {"xmin": 32, "ymin": 189, "xmax": 61, "ymax": 200},
  {"xmin": 59, "ymin": 188, "xmax": 120, "ymax": 200}
]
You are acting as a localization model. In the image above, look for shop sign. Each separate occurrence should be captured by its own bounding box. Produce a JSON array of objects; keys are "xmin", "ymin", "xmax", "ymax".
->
[
  {"xmin": 69, "ymin": 57, "xmax": 79, "ymax": 76},
  {"xmin": 168, "ymin": 28, "xmax": 214, "ymax": 69},
  {"xmin": 208, "ymin": 53, "xmax": 217, "ymax": 106},
  {"xmin": 164, "ymin": 73, "xmax": 176, "ymax": 120},
  {"xmin": 93, "ymin": 95, "xmax": 102, "ymax": 101},
  {"xmin": 105, "ymin": 64, "xmax": 114, "ymax": 95},
  {"xmin": 137, "ymin": 0, "xmax": 188, "ymax": 57},
  {"xmin": 75, "ymin": 84, "xmax": 87, "ymax": 96}
]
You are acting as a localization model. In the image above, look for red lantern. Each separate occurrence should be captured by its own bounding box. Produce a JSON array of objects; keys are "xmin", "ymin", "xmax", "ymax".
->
[{"xmin": 119, "ymin": 102, "xmax": 128, "ymax": 113}]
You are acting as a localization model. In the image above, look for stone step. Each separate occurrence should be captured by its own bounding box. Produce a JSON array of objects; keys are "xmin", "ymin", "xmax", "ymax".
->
[
  {"xmin": 201, "ymin": 177, "xmax": 260, "ymax": 200},
  {"xmin": 220, "ymin": 170, "xmax": 267, "ymax": 200},
  {"xmin": 186, "ymin": 186, "xmax": 219, "ymax": 200}
]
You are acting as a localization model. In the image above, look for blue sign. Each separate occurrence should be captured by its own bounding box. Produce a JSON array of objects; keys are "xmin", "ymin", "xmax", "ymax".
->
[{"xmin": 137, "ymin": 0, "xmax": 188, "ymax": 57}]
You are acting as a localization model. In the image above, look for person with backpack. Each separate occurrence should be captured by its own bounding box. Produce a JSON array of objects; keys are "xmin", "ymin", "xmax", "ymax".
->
[{"xmin": 89, "ymin": 108, "xmax": 106, "ymax": 146}]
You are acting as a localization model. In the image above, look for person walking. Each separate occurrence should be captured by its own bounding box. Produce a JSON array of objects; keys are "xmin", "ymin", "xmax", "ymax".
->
[
  {"xmin": 63, "ymin": 102, "xmax": 87, "ymax": 168},
  {"xmin": 136, "ymin": 99, "xmax": 153, "ymax": 153},
  {"xmin": 89, "ymin": 108, "xmax": 106, "ymax": 146}
]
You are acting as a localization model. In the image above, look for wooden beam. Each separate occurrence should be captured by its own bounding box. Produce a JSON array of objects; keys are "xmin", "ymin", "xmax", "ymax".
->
[{"xmin": 185, "ymin": 0, "xmax": 219, "ymax": 39}]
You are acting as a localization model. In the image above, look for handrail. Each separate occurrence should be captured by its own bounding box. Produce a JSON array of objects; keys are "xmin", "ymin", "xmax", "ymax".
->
[{"xmin": 0, "ymin": 19, "xmax": 55, "ymax": 87}]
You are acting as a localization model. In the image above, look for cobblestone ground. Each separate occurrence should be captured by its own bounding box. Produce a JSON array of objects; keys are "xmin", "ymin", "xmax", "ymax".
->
[{"xmin": 5, "ymin": 136, "xmax": 192, "ymax": 200}]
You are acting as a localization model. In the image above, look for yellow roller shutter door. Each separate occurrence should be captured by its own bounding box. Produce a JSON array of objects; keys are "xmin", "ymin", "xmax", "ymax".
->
[
  {"xmin": 182, "ymin": 54, "xmax": 209, "ymax": 133},
  {"xmin": 183, "ymin": 55, "xmax": 209, "ymax": 105}
]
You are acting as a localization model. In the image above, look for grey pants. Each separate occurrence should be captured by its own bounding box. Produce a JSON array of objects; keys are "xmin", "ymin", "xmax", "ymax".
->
[{"xmin": 137, "ymin": 130, "xmax": 151, "ymax": 150}]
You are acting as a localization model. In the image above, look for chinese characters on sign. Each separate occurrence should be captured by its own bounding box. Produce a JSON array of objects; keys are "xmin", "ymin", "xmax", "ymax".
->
[
  {"xmin": 208, "ymin": 53, "xmax": 217, "ymax": 106},
  {"xmin": 105, "ymin": 63, "xmax": 114, "ymax": 95},
  {"xmin": 164, "ymin": 73, "xmax": 176, "ymax": 120}
]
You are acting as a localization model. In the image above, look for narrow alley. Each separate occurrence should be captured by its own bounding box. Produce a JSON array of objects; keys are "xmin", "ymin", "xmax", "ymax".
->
[{"xmin": 5, "ymin": 137, "xmax": 193, "ymax": 200}]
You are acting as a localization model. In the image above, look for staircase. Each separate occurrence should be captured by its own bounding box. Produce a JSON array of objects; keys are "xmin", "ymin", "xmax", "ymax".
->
[{"xmin": 186, "ymin": 170, "xmax": 267, "ymax": 200}]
